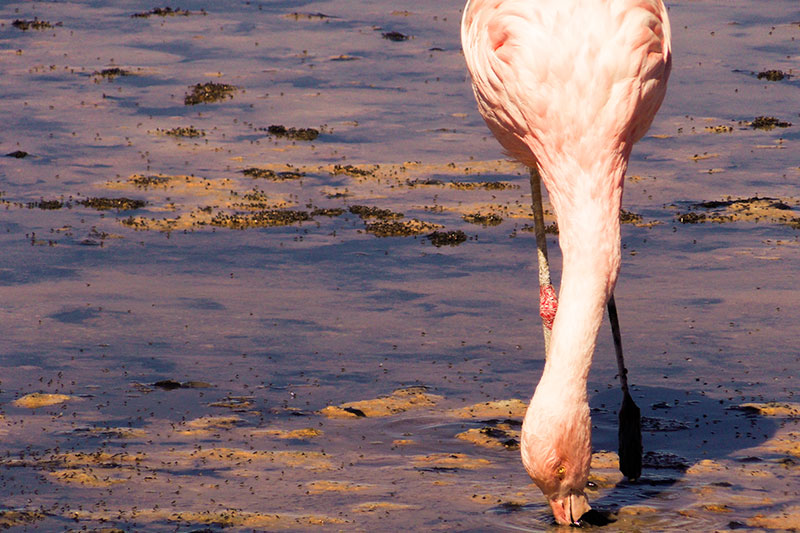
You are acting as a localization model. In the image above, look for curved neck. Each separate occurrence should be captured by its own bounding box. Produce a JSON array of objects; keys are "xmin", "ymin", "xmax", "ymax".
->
[{"xmin": 540, "ymin": 179, "xmax": 622, "ymax": 395}]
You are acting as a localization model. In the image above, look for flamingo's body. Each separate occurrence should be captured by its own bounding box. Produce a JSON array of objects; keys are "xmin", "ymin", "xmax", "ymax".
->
[{"xmin": 461, "ymin": 0, "xmax": 671, "ymax": 525}]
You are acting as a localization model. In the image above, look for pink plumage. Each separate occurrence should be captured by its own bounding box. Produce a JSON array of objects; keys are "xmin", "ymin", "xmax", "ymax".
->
[{"xmin": 461, "ymin": 0, "xmax": 671, "ymax": 525}]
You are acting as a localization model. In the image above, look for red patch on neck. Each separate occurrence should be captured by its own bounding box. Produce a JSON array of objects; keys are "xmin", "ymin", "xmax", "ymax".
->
[{"xmin": 539, "ymin": 284, "xmax": 558, "ymax": 330}]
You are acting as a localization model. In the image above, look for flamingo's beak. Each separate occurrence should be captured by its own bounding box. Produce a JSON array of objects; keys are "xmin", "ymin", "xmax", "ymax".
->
[{"xmin": 549, "ymin": 491, "xmax": 590, "ymax": 526}]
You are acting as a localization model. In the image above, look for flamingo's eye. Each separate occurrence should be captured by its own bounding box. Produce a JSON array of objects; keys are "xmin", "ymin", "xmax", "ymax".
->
[{"xmin": 556, "ymin": 465, "xmax": 566, "ymax": 479}]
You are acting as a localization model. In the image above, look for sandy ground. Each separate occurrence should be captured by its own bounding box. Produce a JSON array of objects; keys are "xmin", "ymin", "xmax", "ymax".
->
[{"xmin": 0, "ymin": 0, "xmax": 799, "ymax": 531}]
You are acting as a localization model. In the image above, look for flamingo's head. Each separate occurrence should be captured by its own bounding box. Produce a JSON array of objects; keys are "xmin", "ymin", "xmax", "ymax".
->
[{"xmin": 520, "ymin": 396, "xmax": 592, "ymax": 526}]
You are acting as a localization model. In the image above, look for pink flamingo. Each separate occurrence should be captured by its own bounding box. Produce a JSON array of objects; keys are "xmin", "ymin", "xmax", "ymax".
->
[{"xmin": 461, "ymin": 0, "xmax": 671, "ymax": 525}]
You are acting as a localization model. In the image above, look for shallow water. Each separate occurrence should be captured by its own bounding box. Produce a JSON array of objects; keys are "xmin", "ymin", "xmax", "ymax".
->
[{"xmin": 1, "ymin": 0, "xmax": 799, "ymax": 531}]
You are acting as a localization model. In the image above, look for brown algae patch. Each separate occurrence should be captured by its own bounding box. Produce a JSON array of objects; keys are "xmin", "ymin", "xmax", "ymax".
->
[
  {"xmin": 184, "ymin": 82, "xmax": 237, "ymax": 105},
  {"xmin": 589, "ymin": 451, "xmax": 625, "ymax": 488},
  {"xmin": 131, "ymin": 7, "xmax": 202, "ymax": 18},
  {"xmin": 736, "ymin": 402, "xmax": 800, "ymax": 417},
  {"xmin": 704, "ymin": 125, "xmax": 734, "ymax": 133},
  {"xmin": 520, "ymin": 222, "xmax": 559, "ymax": 235},
  {"xmin": 447, "ymin": 399, "xmax": 527, "ymax": 419},
  {"xmin": 79, "ymin": 197, "xmax": 146, "ymax": 211},
  {"xmin": 590, "ymin": 451, "xmax": 621, "ymax": 470},
  {"xmin": 120, "ymin": 216, "xmax": 188, "ymax": 231},
  {"xmin": 258, "ymin": 427, "xmax": 323, "ymax": 440},
  {"xmin": 152, "ymin": 379, "xmax": 212, "ymax": 390},
  {"xmin": 209, "ymin": 396, "xmax": 254, "ymax": 410},
  {"xmin": 701, "ymin": 503, "xmax": 733, "ymax": 513},
  {"xmin": 347, "ymin": 201, "xmax": 444, "ymax": 237},
  {"xmin": 690, "ymin": 152, "xmax": 720, "ymax": 162},
  {"xmin": 749, "ymin": 116, "xmax": 792, "ymax": 130},
  {"xmin": 67, "ymin": 508, "xmax": 344, "ymax": 528},
  {"xmin": 12, "ymin": 18, "xmax": 56, "ymax": 31},
  {"xmin": 685, "ymin": 459, "xmax": 727, "ymax": 475},
  {"xmin": 152, "ymin": 126, "xmax": 205, "ymax": 138},
  {"xmin": 312, "ymin": 207, "xmax": 345, "ymax": 217},
  {"xmin": 73, "ymin": 426, "xmax": 147, "ymax": 439},
  {"xmin": 456, "ymin": 426, "xmax": 519, "ymax": 450},
  {"xmin": 757, "ymin": 69, "xmax": 787, "ymax": 81},
  {"xmin": 365, "ymin": 219, "xmax": 440, "ymax": 237},
  {"xmin": 49, "ymin": 468, "xmax": 128, "ymax": 487},
  {"xmin": 210, "ymin": 209, "xmax": 311, "ymax": 229},
  {"xmin": 427, "ymin": 230, "xmax": 467, "ymax": 247},
  {"xmin": 242, "ymin": 167, "xmax": 305, "ymax": 180},
  {"xmin": 177, "ymin": 415, "xmax": 243, "ymax": 435},
  {"xmin": 449, "ymin": 181, "xmax": 518, "ymax": 191},
  {"xmin": 325, "ymin": 160, "xmax": 518, "ymax": 183},
  {"xmin": 283, "ymin": 12, "xmax": 336, "ymax": 21},
  {"xmin": 620, "ymin": 209, "xmax": 643, "ymax": 224},
  {"xmin": 101, "ymin": 427, "xmax": 147, "ymax": 439},
  {"xmin": 0, "ymin": 510, "xmax": 44, "ymax": 529},
  {"xmin": 264, "ymin": 125, "xmax": 320, "ymax": 141},
  {"xmin": 470, "ymin": 493, "xmax": 506, "ymax": 505},
  {"xmin": 617, "ymin": 208, "xmax": 659, "ymax": 228},
  {"xmin": 757, "ymin": 432, "xmax": 800, "ymax": 458},
  {"xmin": 406, "ymin": 178, "xmax": 445, "ymax": 187},
  {"xmin": 92, "ymin": 67, "xmax": 133, "ymax": 81},
  {"xmin": 22, "ymin": 199, "xmax": 71, "ymax": 210},
  {"xmin": 126, "ymin": 174, "xmax": 173, "ymax": 188},
  {"xmin": 331, "ymin": 164, "xmax": 377, "ymax": 178},
  {"xmin": 176, "ymin": 447, "xmax": 334, "ymax": 470},
  {"xmin": 167, "ymin": 510, "xmax": 345, "ymax": 528},
  {"xmin": 1, "ymin": 450, "xmax": 147, "ymax": 487},
  {"xmin": 382, "ymin": 31, "xmax": 410, "ymax": 42},
  {"xmin": 13, "ymin": 393, "xmax": 75, "ymax": 408},
  {"xmin": 349, "ymin": 205, "xmax": 403, "ymax": 220},
  {"xmin": 351, "ymin": 501, "xmax": 415, "ymax": 512},
  {"xmin": 116, "ymin": 173, "xmax": 272, "ymax": 200},
  {"xmin": 411, "ymin": 453, "xmax": 491, "ymax": 470},
  {"xmin": 97, "ymin": 159, "xmax": 530, "ymax": 235},
  {"xmin": 747, "ymin": 505, "xmax": 800, "ymax": 530},
  {"xmin": 618, "ymin": 505, "xmax": 659, "ymax": 516},
  {"xmin": 104, "ymin": 173, "xmax": 296, "ymax": 231},
  {"xmin": 676, "ymin": 197, "xmax": 800, "ymax": 226},
  {"xmin": 445, "ymin": 200, "xmax": 543, "ymax": 222},
  {"xmin": 463, "ymin": 212, "xmax": 503, "ymax": 226},
  {"xmin": 306, "ymin": 480, "xmax": 372, "ymax": 494},
  {"xmin": 111, "ymin": 173, "xmax": 234, "ymax": 194},
  {"xmin": 320, "ymin": 386, "xmax": 442, "ymax": 418},
  {"xmin": 0, "ymin": 449, "xmax": 142, "ymax": 473},
  {"xmin": 52, "ymin": 451, "xmax": 145, "ymax": 468}
]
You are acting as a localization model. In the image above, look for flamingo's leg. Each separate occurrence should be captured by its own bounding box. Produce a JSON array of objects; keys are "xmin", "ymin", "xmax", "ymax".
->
[
  {"xmin": 607, "ymin": 294, "xmax": 642, "ymax": 480},
  {"xmin": 529, "ymin": 167, "xmax": 558, "ymax": 358}
]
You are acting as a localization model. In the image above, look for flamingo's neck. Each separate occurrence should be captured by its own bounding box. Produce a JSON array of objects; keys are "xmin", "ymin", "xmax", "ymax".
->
[
  {"xmin": 521, "ymin": 177, "xmax": 622, "ymax": 488},
  {"xmin": 538, "ymin": 162, "xmax": 624, "ymax": 402}
]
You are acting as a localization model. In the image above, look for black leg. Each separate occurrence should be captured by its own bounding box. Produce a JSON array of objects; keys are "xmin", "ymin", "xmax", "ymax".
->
[{"xmin": 608, "ymin": 294, "xmax": 642, "ymax": 480}]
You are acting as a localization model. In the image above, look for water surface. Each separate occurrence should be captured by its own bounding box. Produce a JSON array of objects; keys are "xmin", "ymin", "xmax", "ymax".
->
[{"xmin": 1, "ymin": 0, "xmax": 799, "ymax": 530}]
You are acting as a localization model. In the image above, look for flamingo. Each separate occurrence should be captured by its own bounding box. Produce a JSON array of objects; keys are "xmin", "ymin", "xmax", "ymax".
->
[{"xmin": 461, "ymin": 0, "xmax": 671, "ymax": 525}]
